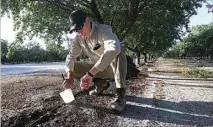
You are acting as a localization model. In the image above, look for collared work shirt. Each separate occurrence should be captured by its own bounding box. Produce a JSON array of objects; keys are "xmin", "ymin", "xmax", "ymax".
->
[{"xmin": 65, "ymin": 22, "xmax": 122, "ymax": 73}]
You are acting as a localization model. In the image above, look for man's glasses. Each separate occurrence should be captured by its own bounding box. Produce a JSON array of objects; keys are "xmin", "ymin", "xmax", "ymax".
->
[
  {"xmin": 75, "ymin": 25, "xmax": 84, "ymax": 32},
  {"xmin": 69, "ymin": 23, "xmax": 84, "ymax": 34}
]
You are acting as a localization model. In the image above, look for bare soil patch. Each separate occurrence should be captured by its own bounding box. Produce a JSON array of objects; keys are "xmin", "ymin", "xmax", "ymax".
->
[
  {"xmin": 2, "ymin": 58, "xmax": 213, "ymax": 127},
  {"xmin": 1, "ymin": 71, "xmax": 146, "ymax": 127}
]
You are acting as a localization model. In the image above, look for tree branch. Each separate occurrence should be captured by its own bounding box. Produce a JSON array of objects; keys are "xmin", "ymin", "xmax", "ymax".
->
[
  {"xmin": 110, "ymin": 6, "xmax": 118, "ymax": 26},
  {"xmin": 44, "ymin": 0, "xmax": 73, "ymax": 12},
  {"xmin": 76, "ymin": 0, "xmax": 91, "ymax": 9},
  {"xmin": 90, "ymin": 0, "xmax": 103, "ymax": 23},
  {"xmin": 96, "ymin": 0, "xmax": 105, "ymax": 14},
  {"xmin": 119, "ymin": 0, "xmax": 146, "ymax": 41}
]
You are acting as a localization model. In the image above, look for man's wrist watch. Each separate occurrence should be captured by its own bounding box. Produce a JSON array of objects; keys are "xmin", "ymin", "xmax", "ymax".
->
[{"xmin": 87, "ymin": 71, "xmax": 94, "ymax": 77}]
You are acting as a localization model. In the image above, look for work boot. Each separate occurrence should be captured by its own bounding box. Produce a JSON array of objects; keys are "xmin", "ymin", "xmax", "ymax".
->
[
  {"xmin": 89, "ymin": 78, "xmax": 110, "ymax": 95},
  {"xmin": 110, "ymin": 88, "xmax": 126, "ymax": 113}
]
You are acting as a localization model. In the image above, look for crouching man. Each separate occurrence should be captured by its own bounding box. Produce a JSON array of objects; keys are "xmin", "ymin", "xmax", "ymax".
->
[{"xmin": 62, "ymin": 10, "xmax": 127, "ymax": 112}]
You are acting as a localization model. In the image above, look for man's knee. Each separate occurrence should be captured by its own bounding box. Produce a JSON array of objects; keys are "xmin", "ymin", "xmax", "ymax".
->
[{"xmin": 73, "ymin": 61, "xmax": 94, "ymax": 77}]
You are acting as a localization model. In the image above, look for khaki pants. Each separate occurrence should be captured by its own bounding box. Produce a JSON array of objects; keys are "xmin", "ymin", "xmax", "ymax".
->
[{"xmin": 72, "ymin": 52, "xmax": 127, "ymax": 88}]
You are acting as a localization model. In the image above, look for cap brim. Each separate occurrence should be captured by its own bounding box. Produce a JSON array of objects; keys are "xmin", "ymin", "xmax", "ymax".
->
[
  {"xmin": 69, "ymin": 24, "xmax": 77, "ymax": 34},
  {"xmin": 69, "ymin": 23, "xmax": 83, "ymax": 33}
]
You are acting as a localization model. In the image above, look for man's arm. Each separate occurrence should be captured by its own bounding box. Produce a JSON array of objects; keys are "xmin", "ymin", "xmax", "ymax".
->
[
  {"xmin": 80, "ymin": 27, "xmax": 120, "ymax": 90},
  {"xmin": 87, "ymin": 66, "xmax": 99, "ymax": 76},
  {"xmin": 83, "ymin": 27, "xmax": 120, "ymax": 78},
  {"xmin": 63, "ymin": 37, "xmax": 82, "ymax": 89},
  {"xmin": 65, "ymin": 38, "xmax": 82, "ymax": 73},
  {"xmin": 93, "ymin": 27, "xmax": 121, "ymax": 72}
]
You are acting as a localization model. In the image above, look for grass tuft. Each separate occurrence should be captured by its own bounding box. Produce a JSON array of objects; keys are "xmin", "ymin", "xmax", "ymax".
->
[{"xmin": 181, "ymin": 67, "xmax": 213, "ymax": 78}]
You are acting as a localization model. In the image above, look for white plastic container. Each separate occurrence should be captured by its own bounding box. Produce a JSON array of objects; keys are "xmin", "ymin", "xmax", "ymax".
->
[{"xmin": 60, "ymin": 89, "xmax": 75, "ymax": 103}]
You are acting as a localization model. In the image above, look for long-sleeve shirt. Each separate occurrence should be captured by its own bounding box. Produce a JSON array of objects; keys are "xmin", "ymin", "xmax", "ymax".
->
[{"xmin": 65, "ymin": 22, "xmax": 122, "ymax": 72}]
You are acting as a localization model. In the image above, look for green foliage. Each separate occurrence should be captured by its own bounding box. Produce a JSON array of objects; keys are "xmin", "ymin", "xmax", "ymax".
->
[
  {"xmin": 165, "ymin": 23, "xmax": 213, "ymax": 59},
  {"xmin": 1, "ymin": 0, "xmax": 207, "ymax": 64},
  {"xmin": 45, "ymin": 42, "xmax": 68, "ymax": 61},
  {"xmin": 181, "ymin": 67, "xmax": 212, "ymax": 78},
  {"xmin": 164, "ymin": 41, "xmax": 186, "ymax": 58},
  {"xmin": 122, "ymin": 0, "xmax": 203, "ymax": 60},
  {"xmin": 191, "ymin": 24, "xmax": 211, "ymax": 35},
  {"xmin": 6, "ymin": 43, "xmax": 16, "ymax": 61},
  {"xmin": 2, "ymin": 41, "xmax": 68, "ymax": 64},
  {"xmin": 1, "ymin": 39, "xmax": 8, "ymax": 62},
  {"xmin": 184, "ymin": 24, "xmax": 213, "ymax": 59},
  {"xmin": 1, "ymin": 0, "xmax": 153, "ymax": 43},
  {"xmin": 1, "ymin": 0, "xmax": 204, "ymax": 46}
]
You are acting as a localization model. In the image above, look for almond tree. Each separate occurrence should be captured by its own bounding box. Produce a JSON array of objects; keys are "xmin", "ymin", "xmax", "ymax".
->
[{"xmin": 1, "ymin": 0, "xmax": 205, "ymax": 64}]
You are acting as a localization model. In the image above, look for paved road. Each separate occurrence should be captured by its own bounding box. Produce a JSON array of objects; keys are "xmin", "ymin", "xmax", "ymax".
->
[{"xmin": 1, "ymin": 62, "xmax": 65, "ymax": 76}]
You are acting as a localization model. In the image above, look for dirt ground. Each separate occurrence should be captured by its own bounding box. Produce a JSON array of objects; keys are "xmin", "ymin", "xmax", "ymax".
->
[{"xmin": 1, "ymin": 58, "xmax": 213, "ymax": 127}]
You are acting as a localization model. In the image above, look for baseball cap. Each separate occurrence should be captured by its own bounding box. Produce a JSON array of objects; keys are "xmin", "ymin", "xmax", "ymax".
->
[{"xmin": 69, "ymin": 10, "xmax": 87, "ymax": 33}]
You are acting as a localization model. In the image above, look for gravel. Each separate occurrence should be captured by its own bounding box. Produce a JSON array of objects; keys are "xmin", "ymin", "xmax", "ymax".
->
[{"xmin": 1, "ymin": 59, "xmax": 213, "ymax": 127}]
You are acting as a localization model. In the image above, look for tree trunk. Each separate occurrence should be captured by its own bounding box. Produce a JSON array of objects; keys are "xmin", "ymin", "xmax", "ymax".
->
[
  {"xmin": 200, "ymin": 53, "xmax": 203, "ymax": 59},
  {"xmin": 142, "ymin": 53, "xmax": 147, "ymax": 63},
  {"xmin": 148, "ymin": 54, "xmax": 151, "ymax": 61},
  {"xmin": 137, "ymin": 52, "xmax": 140, "ymax": 66},
  {"xmin": 90, "ymin": 0, "xmax": 104, "ymax": 24}
]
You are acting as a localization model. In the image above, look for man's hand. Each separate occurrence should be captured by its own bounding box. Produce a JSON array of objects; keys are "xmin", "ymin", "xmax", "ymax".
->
[
  {"xmin": 62, "ymin": 73, "xmax": 75, "ymax": 89},
  {"xmin": 80, "ymin": 74, "xmax": 93, "ymax": 90},
  {"xmin": 62, "ymin": 78, "xmax": 74, "ymax": 89}
]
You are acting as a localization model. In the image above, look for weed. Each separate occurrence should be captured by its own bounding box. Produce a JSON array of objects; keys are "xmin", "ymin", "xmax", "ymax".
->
[{"xmin": 181, "ymin": 67, "xmax": 212, "ymax": 78}]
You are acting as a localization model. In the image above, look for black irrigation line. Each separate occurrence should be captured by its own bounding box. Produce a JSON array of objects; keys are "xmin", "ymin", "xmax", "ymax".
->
[
  {"xmin": 26, "ymin": 89, "xmax": 88, "ymax": 127},
  {"xmin": 27, "ymin": 74, "xmax": 89, "ymax": 127},
  {"xmin": 27, "ymin": 74, "xmax": 116, "ymax": 126},
  {"xmin": 26, "ymin": 89, "xmax": 117, "ymax": 127},
  {"xmin": 26, "ymin": 103, "xmax": 64, "ymax": 127}
]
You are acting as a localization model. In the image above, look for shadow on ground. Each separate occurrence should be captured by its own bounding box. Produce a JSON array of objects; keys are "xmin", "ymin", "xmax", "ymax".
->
[
  {"xmin": 2, "ymin": 93, "xmax": 213, "ymax": 127},
  {"xmin": 56, "ymin": 95, "xmax": 213, "ymax": 126}
]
